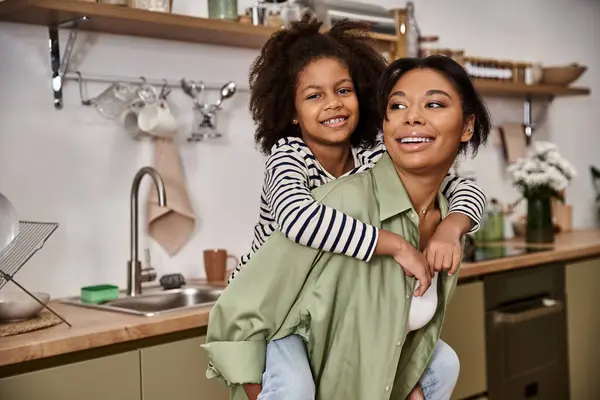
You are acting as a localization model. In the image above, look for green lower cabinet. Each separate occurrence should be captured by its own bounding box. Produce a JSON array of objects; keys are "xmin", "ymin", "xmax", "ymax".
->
[
  {"xmin": 566, "ymin": 259, "xmax": 600, "ymax": 400},
  {"xmin": 0, "ymin": 351, "xmax": 141, "ymax": 400},
  {"xmin": 140, "ymin": 336, "xmax": 229, "ymax": 400}
]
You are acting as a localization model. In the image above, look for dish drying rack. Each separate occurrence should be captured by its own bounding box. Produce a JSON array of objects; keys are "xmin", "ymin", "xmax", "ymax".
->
[{"xmin": 0, "ymin": 221, "xmax": 71, "ymax": 327}]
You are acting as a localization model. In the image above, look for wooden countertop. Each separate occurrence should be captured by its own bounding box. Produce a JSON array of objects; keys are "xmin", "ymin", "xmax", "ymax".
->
[
  {"xmin": 0, "ymin": 302, "xmax": 212, "ymax": 368},
  {"xmin": 460, "ymin": 229, "xmax": 600, "ymax": 279},
  {"xmin": 1, "ymin": 229, "xmax": 599, "ymax": 369}
]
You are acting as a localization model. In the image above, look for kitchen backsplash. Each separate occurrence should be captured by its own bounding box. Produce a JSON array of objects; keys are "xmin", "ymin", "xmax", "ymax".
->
[{"xmin": 0, "ymin": 0, "xmax": 598, "ymax": 297}]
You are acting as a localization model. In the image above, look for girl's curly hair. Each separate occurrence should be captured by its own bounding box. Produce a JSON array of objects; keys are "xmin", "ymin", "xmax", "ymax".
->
[{"xmin": 249, "ymin": 15, "xmax": 388, "ymax": 155}]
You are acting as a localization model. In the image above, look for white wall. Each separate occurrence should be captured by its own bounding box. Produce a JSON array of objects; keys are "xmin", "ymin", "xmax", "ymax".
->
[{"xmin": 0, "ymin": 0, "xmax": 598, "ymax": 297}]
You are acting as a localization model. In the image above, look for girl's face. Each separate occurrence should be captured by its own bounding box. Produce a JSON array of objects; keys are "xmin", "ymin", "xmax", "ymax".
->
[
  {"xmin": 382, "ymin": 68, "xmax": 474, "ymax": 175},
  {"xmin": 293, "ymin": 58, "xmax": 360, "ymax": 148}
]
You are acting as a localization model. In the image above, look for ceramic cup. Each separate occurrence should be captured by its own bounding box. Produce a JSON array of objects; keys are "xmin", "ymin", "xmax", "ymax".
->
[
  {"xmin": 121, "ymin": 105, "xmax": 144, "ymax": 139},
  {"xmin": 203, "ymin": 249, "xmax": 239, "ymax": 283},
  {"xmin": 137, "ymin": 99, "xmax": 177, "ymax": 138}
]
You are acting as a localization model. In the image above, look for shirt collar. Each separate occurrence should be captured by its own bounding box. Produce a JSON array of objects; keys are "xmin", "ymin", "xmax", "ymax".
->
[{"xmin": 372, "ymin": 152, "xmax": 449, "ymax": 221}]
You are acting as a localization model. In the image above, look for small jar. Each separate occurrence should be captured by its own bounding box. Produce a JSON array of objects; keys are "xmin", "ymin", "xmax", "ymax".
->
[
  {"xmin": 100, "ymin": 0, "xmax": 127, "ymax": 6},
  {"xmin": 208, "ymin": 0, "xmax": 238, "ymax": 20},
  {"xmin": 132, "ymin": 0, "xmax": 170, "ymax": 12}
]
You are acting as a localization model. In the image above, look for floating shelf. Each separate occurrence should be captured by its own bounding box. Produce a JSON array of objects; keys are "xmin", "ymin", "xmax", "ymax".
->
[
  {"xmin": 0, "ymin": 0, "xmax": 590, "ymax": 110},
  {"xmin": 0, "ymin": 0, "xmax": 397, "ymax": 49},
  {"xmin": 473, "ymin": 79, "xmax": 590, "ymax": 98}
]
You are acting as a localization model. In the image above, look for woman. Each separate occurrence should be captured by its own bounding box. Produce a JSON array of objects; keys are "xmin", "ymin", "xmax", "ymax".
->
[{"xmin": 203, "ymin": 55, "xmax": 491, "ymax": 400}]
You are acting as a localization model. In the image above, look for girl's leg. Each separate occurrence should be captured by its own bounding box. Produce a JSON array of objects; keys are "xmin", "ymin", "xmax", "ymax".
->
[
  {"xmin": 419, "ymin": 339, "xmax": 460, "ymax": 400},
  {"xmin": 258, "ymin": 334, "xmax": 315, "ymax": 400}
]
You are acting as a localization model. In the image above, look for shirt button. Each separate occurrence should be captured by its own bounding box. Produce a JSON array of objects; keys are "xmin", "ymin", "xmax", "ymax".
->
[
  {"xmin": 384, "ymin": 386, "xmax": 390, "ymax": 392},
  {"xmin": 396, "ymin": 340, "xmax": 402, "ymax": 347},
  {"xmin": 405, "ymin": 293, "xmax": 410, "ymax": 299}
]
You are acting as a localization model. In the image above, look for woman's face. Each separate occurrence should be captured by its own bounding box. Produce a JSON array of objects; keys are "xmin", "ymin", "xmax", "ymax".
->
[
  {"xmin": 382, "ymin": 68, "xmax": 474, "ymax": 174},
  {"xmin": 294, "ymin": 58, "xmax": 360, "ymax": 148}
]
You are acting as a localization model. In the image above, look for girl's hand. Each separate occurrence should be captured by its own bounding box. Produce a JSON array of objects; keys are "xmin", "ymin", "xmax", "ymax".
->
[
  {"xmin": 424, "ymin": 212, "xmax": 472, "ymax": 276},
  {"xmin": 377, "ymin": 229, "xmax": 432, "ymax": 297}
]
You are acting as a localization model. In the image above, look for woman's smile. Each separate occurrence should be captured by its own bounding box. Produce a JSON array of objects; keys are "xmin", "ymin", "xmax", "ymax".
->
[{"xmin": 396, "ymin": 132, "xmax": 437, "ymax": 152}]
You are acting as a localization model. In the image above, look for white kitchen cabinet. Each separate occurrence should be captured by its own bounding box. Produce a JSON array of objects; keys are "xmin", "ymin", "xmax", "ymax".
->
[
  {"xmin": 140, "ymin": 335, "xmax": 229, "ymax": 400},
  {"xmin": 0, "ymin": 351, "xmax": 141, "ymax": 400},
  {"xmin": 566, "ymin": 259, "xmax": 600, "ymax": 400},
  {"xmin": 441, "ymin": 281, "xmax": 487, "ymax": 400}
]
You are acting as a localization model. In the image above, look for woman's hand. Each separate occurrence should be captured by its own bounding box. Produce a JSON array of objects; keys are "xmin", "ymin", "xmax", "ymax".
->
[
  {"xmin": 424, "ymin": 212, "xmax": 472, "ymax": 276},
  {"xmin": 376, "ymin": 229, "xmax": 432, "ymax": 296},
  {"xmin": 407, "ymin": 383, "xmax": 425, "ymax": 400}
]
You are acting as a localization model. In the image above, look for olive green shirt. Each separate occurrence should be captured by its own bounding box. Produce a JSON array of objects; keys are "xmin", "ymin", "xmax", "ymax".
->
[{"xmin": 202, "ymin": 152, "xmax": 460, "ymax": 400}]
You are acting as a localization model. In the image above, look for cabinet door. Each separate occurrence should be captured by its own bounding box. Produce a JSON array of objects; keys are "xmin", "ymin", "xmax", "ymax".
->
[
  {"xmin": 0, "ymin": 351, "xmax": 141, "ymax": 400},
  {"xmin": 567, "ymin": 259, "xmax": 600, "ymax": 399},
  {"xmin": 440, "ymin": 281, "xmax": 487, "ymax": 400},
  {"xmin": 140, "ymin": 336, "xmax": 229, "ymax": 400}
]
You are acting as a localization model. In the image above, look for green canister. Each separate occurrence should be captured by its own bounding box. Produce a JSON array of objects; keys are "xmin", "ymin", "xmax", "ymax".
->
[{"xmin": 208, "ymin": 0, "xmax": 238, "ymax": 20}]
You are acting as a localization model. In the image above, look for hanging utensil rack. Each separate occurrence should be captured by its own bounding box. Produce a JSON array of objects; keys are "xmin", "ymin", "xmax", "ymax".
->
[
  {"xmin": 0, "ymin": 221, "xmax": 71, "ymax": 327},
  {"xmin": 70, "ymin": 71, "xmax": 248, "ymax": 107}
]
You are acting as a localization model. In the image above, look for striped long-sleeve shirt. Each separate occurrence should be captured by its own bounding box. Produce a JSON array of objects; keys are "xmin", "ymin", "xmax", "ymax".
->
[{"xmin": 229, "ymin": 137, "xmax": 486, "ymax": 282}]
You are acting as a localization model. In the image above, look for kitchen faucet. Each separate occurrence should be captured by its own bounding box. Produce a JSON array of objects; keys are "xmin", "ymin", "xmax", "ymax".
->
[{"xmin": 127, "ymin": 166, "xmax": 167, "ymax": 296}]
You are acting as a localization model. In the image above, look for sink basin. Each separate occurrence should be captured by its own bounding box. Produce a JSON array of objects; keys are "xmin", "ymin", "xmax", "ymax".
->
[{"xmin": 60, "ymin": 284, "xmax": 224, "ymax": 317}]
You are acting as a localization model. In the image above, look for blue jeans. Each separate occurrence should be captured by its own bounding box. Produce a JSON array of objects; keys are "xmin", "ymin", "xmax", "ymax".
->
[{"xmin": 257, "ymin": 335, "xmax": 459, "ymax": 400}]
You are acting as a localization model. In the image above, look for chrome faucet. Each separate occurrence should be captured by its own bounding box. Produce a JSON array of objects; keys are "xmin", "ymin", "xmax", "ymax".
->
[{"xmin": 127, "ymin": 166, "xmax": 167, "ymax": 296}]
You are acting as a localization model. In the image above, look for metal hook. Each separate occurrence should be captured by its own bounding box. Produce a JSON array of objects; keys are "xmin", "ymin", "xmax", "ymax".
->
[
  {"xmin": 199, "ymin": 80, "xmax": 207, "ymax": 106},
  {"xmin": 160, "ymin": 78, "xmax": 171, "ymax": 99},
  {"xmin": 76, "ymin": 71, "xmax": 94, "ymax": 106}
]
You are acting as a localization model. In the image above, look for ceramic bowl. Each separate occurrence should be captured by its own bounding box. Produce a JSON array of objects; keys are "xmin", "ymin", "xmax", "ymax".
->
[
  {"xmin": 0, "ymin": 291, "xmax": 50, "ymax": 322},
  {"xmin": 541, "ymin": 64, "xmax": 587, "ymax": 86}
]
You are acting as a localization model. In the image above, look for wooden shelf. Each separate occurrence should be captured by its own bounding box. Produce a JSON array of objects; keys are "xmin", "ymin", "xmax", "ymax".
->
[
  {"xmin": 0, "ymin": 0, "xmax": 590, "ymax": 101},
  {"xmin": 0, "ymin": 0, "xmax": 277, "ymax": 48},
  {"xmin": 473, "ymin": 79, "xmax": 590, "ymax": 98},
  {"xmin": 0, "ymin": 0, "xmax": 397, "ymax": 49}
]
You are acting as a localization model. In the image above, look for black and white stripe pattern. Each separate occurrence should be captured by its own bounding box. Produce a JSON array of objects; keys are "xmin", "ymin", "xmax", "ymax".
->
[{"xmin": 229, "ymin": 137, "xmax": 486, "ymax": 282}]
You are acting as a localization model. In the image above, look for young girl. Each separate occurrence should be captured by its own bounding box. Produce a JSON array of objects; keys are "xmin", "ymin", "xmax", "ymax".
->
[{"xmin": 223, "ymin": 16, "xmax": 485, "ymax": 400}]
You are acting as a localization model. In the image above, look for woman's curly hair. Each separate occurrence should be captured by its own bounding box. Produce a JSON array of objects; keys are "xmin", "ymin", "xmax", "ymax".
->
[{"xmin": 249, "ymin": 14, "xmax": 388, "ymax": 155}]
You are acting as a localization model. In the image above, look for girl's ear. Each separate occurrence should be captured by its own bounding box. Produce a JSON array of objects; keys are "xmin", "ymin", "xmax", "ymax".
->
[{"xmin": 461, "ymin": 115, "xmax": 476, "ymax": 143}]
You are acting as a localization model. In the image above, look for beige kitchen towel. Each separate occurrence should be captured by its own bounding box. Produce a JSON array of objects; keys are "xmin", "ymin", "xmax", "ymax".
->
[
  {"xmin": 499, "ymin": 123, "xmax": 527, "ymax": 164},
  {"xmin": 148, "ymin": 138, "xmax": 196, "ymax": 256}
]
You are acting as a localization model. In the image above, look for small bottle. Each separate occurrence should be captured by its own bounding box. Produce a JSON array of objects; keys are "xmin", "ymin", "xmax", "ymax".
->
[{"xmin": 406, "ymin": 2, "xmax": 420, "ymax": 58}]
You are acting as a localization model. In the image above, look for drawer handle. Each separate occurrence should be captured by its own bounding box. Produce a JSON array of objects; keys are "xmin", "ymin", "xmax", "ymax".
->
[{"xmin": 492, "ymin": 298, "xmax": 564, "ymax": 325}]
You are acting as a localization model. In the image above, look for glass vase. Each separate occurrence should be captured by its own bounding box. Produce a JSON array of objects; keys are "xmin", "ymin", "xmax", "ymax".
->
[{"xmin": 526, "ymin": 195, "xmax": 554, "ymax": 244}]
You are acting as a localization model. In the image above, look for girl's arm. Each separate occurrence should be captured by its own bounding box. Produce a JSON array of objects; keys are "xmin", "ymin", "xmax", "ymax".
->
[
  {"xmin": 361, "ymin": 140, "xmax": 486, "ymax": 231},
  {"xmin": 441, "ymin": 174, "xmax": 486, "ymax": 232},
  {"xmin": 264, "ymin": 146, "xmax": 431, "ymax": 294},
  {"xmin": 423, "ymin": 175, "xmax": 487, "ymax": 276},
  {"xmin": 265, "ymin": 145, "xmax": 408, "ymax": 260}
]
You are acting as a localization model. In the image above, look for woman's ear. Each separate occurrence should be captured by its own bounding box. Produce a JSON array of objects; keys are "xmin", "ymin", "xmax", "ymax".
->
[{"xmin": 461, "ymin": 115, "xmax": 476, "ymax": 143}]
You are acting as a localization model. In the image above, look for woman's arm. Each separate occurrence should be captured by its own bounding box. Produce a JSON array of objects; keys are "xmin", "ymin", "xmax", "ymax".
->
[{"xmin": 203, "ymin": 230, "xmax": 319, "ymax": 388}]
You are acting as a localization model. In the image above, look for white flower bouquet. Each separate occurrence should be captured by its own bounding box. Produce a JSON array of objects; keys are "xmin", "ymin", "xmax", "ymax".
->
[{"xmin": 507, "ymin": 141, "xmax": 577, "ymax": 200}]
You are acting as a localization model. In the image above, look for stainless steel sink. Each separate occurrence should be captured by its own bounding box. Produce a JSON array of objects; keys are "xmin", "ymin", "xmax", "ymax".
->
[{"xmin": 60, "ymin": 284, "xmax": 223, "ymax": 317}]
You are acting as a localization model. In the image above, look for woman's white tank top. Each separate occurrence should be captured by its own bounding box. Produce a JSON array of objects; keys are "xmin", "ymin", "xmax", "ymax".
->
[{"xmin": 406, "ymin": 272, "xmax": 439, "ymax": 332}]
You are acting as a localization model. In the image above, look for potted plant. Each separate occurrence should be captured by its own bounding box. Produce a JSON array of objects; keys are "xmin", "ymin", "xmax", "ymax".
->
[{"xmin": 507, "ymin": 141, "xmax": 577, "ymax": 244}]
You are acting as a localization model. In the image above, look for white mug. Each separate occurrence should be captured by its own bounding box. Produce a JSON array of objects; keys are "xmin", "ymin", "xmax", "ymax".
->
[
  {"xmin": 138, "ymin": 100, "xmax": 177, "ymax": 138},
  {"xmin": 121, "ymin": 105, "xmax": 144, "ymax": 139}
]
